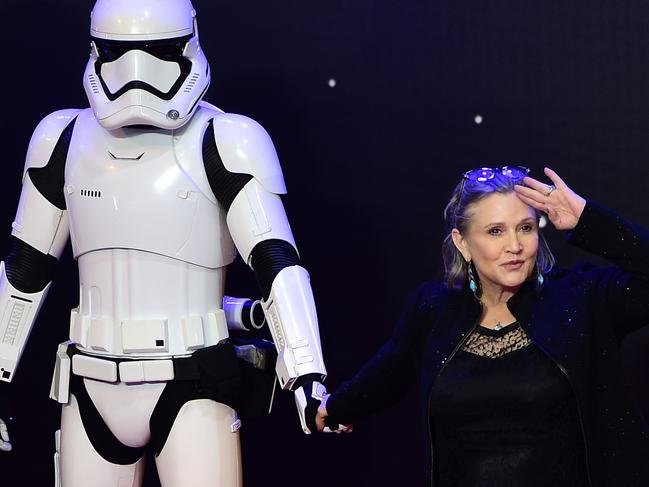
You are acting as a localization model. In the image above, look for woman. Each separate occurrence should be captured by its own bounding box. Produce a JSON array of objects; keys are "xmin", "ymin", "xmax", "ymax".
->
[{"xmin": 316, "ymin": 167, "xmax": 649, "ymax": 487}]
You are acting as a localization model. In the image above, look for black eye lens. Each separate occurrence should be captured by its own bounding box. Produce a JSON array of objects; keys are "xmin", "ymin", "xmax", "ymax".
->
[
  {"xmin": 92, "ymin": 36, "xmax": 190, "ymax": 63},
  {"xmin": 143, "ymin": 40, "xmax": 186, "ymax": 61},
  {"xmin": 94, "ymin": 40, "xmax": 129, "ymax": 62}
]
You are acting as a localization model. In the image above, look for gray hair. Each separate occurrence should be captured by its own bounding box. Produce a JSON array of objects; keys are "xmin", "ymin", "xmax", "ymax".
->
[{"xmin": 442, "ymin": 172, "xmax": 555, "ymax": 291}]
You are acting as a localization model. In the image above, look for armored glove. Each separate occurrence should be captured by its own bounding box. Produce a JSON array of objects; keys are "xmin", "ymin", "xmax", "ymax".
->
[
  {"xmin": 0, "ymin": 386, "xmax": 12, "ymax": 452},
  {"xmin": 294, "ymin": 380, "xmax": 352, "ymax": 434},
  {"xmin": 294, "ymin": 379, "xmax": 327, "ymax": 434}
]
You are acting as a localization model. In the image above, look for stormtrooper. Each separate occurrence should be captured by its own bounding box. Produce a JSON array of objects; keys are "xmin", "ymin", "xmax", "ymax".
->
[{"xmin": 0, "ymin": 0, "xmax": 332, "ymax": 485}]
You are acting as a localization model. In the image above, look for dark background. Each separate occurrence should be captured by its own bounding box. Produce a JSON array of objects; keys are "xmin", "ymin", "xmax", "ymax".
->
[{"xmin": 1, "ymin": 0, "xmax": 649, "ymax": 485}]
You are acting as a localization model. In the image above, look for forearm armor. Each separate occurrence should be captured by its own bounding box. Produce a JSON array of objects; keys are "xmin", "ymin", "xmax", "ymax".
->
[
  {"xmin": 0, "ymin": 261, "xmax": 50, "ymax": 382},
  {"xmin": 261, "ymin": 265, "xmax": 326, "ymax": 390}
]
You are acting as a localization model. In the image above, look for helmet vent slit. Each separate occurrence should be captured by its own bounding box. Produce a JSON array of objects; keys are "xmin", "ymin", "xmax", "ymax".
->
[
  {"xmin": 88, "ymin": 74, "xmax": 100, "ymax": 94},
  {"xmin": 184, "ymin": 72, "xmax": 201, "ymax": 93}
]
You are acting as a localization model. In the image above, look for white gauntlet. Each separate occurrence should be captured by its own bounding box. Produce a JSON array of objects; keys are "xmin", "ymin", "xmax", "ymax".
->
[
  {"xmin": 0, "ymin": 261, "xmax": 50, "ymax": 382},
  {"xmin": 261, "ymin": 265, "xmax": 326, "ymax": 390}
]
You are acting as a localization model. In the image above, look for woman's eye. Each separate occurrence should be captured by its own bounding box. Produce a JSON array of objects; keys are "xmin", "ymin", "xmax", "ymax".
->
[
  {"xmin": 488, "ymin": 227, "xmax": 502, "ymax": 236},
  {"xmin": 520, "ymin": 224, "xmax": 534, "ymax": 232}
]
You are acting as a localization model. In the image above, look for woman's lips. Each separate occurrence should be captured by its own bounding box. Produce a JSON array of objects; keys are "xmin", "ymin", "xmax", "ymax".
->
[{"xmin": 502, "ymin": 260, "xmax": 524, "ymax": 270}]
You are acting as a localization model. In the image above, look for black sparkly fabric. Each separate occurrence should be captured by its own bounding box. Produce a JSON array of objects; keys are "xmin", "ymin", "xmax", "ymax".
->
[{"xmin": 431, "ymin": 323, "xmax": 589, "ymax": 487}]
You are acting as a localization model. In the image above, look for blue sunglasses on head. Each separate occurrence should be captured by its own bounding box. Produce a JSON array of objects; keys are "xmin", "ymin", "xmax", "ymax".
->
[{"xmin": 462, "ymin": 165, "xmax": 530, "ymax": 182}]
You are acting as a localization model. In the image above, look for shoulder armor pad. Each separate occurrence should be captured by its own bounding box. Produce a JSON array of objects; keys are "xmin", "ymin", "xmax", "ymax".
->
[
  {"xmin": 23, "ymin": 108, "xmax": 84, "ymax": 180},
  {"xmin": 212, "ymin": 113, "xmax": 287, "ymax": 194}
]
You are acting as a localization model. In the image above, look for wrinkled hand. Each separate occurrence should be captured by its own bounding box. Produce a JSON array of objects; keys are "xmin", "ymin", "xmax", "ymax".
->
[
  {"xmin": 514, "ymin": 167, "xmax": 586, "ymax": 231},
  {"xmin": 0, "ymin": 417, "xmax": 11, "ymax": 452},
  {"xmin": 315, "ymin": 394, "xmax": 352, "ymax": 434}
]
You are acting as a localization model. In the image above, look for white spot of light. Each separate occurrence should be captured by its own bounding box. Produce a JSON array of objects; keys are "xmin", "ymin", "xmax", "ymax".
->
[
  {"xmin": 328, "ymin": 78, "xmax": 336, "ymax": 88},
  {"xmin": 539, "ymin": 215, "xmax": 548, "ymax": 228},
  {"xmin": 155, "ymin": 166, "xmax": 180, "ymax": 192},
  {"xmin": 474, "ymin": 114, "xmax": 483, "ymax": 124}
]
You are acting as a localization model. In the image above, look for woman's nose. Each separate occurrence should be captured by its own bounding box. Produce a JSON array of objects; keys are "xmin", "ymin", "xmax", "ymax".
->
[{"xmin": 506, "ymin": 232, "xmax": 523, "ymax": 253}]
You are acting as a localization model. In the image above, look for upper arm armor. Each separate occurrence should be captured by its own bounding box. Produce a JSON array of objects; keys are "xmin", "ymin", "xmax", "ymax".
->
[
  {"xmin": 11, "ymin": 109, "xmax": 80, "ymax": 258},
  {"xmin": 202, "ymin": 113, "xmax": 296, "ymax": 264},
  {"xmin": 211, "ymin": 113, "xmax": 287, "ymax": 195}
]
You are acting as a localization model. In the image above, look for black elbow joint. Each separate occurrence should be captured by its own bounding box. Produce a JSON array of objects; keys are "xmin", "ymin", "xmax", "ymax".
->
[{"xmin": 249, "ymin": 239, "xmax": 300, "ymax": 300}]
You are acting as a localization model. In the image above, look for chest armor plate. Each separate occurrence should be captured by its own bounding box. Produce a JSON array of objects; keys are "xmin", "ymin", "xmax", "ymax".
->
[{"xmin": 64, "ymin": 108, "xmax": 235, "ymax": 269}]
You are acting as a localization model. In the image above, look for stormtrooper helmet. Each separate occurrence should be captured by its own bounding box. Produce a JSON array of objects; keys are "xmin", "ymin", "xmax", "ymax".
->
[{"xmin": 84, "ymin": 0, "xmax": 211, "ymax": 130}]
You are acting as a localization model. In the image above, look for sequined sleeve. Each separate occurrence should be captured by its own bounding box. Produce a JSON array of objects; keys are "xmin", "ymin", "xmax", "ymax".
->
[
  {"xmin": 566, "ymin": 200, "xmax": 649, "ymax": 337},
  {"xmin": 326, "ymin": 282, "xmax": 445, "ymax": 424}
]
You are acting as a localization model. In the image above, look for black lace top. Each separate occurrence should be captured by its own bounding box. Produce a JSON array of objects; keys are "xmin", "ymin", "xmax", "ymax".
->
[{"xmin": 430, "ymin": 322, "xmax": 589, "ymax": 487}]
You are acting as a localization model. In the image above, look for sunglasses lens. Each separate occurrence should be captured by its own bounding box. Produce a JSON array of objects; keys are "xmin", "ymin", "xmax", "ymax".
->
[
  {"xmin": 465, "ymin": 168, "xmax": 495, "ymax": 182},
  {"xmin": 501, "ymin": 166, "xmax": 529, "ymax": 180}
]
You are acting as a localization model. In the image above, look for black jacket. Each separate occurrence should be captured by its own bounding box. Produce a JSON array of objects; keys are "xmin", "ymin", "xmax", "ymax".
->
[{"xmin": 327, "ymin": 201, "xmax": 649, "ymax": 487}]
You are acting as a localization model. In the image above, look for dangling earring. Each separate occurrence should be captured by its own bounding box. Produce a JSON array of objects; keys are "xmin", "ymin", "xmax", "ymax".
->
[
  {"xmin": 468, "ymin": 261, "xmax": 478, "ymax": 294},
  {"xmin": 533, "ymin": 263, "xmax": 545, "ymax": 287}
]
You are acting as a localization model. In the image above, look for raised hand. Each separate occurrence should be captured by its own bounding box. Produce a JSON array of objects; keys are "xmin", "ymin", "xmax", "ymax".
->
[{"xmin": 514, "ymin": 167, "xmax": 586, "ymax": 231}]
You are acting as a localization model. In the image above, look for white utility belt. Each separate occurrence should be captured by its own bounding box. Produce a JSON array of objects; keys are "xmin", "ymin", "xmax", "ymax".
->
[
  {"xmin": 71, "ymin": 353, "xmax": 186, "ymax": 383},
  {"xmin": 50, "ymin": 341, "xmax": 202, "ymax": 404},
  {"xmin": 69, "ymin": 310, "xmax": 230, "ymax": 355}
]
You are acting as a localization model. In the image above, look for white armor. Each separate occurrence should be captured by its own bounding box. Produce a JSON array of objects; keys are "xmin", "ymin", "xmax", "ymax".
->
[
  {"xmin": 66, "ymin": 105, "xmax": 235, "ymax": 358},
  {"xmin": 84, "ymin": 0, "xmax": 210, "ymax": 130},
  {"xmin": 0, "ymin": 0, "xmax": 329, "ymax": 484},
  {"xmin": 0, "ymin": 261, "xmax": 51, "ymax": 382}
]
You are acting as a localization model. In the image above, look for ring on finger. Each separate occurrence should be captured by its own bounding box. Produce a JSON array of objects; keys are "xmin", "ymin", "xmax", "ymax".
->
[{"xmin": 546, "ymin": 185, "xmax": 556, "ymax": 196}]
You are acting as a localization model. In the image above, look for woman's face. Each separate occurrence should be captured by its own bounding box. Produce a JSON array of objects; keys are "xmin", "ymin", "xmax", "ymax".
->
[{"xmin": 452, "ymin": 191, "xmax": 539, "ymax": 295}]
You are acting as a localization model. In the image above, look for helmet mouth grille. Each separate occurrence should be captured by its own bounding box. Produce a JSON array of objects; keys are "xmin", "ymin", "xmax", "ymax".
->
[{"xmin": 95, "ymin": 77, "xmax": 191, "ymax": 102}]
